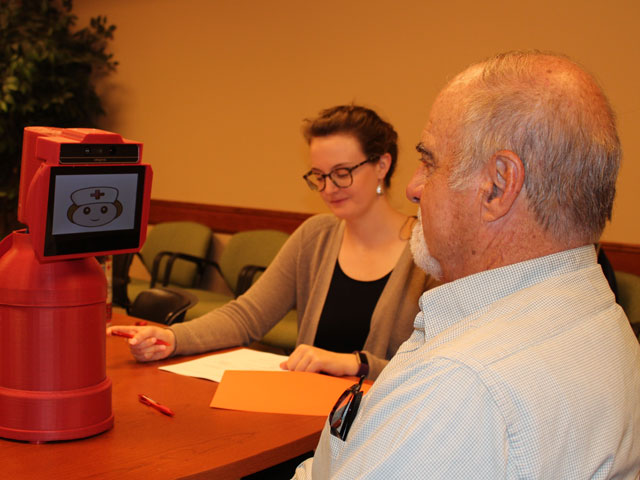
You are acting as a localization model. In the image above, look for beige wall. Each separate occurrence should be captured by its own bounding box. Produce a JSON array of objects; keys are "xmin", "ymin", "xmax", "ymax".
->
[{"xmin": 74, "ymin": 0, "xmax": 640, "ymax": 243}]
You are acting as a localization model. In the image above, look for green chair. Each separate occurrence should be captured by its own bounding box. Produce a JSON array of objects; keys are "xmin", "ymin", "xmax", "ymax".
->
[
  {"xmin": 615, "ymin": 270, "xmax": 640, "ymax": 341},
  {"xmin": 112, "ymin": 221, "xmax": 212, "ymax": 311},
  {"xmin": 154, "ymin": 229, "xmax": 298, "ymax": 351}
]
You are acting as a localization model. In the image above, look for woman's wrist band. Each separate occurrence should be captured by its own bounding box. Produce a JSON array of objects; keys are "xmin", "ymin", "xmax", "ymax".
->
[{"xmin": 354, "ymin": 350, "xmax": 369, "ymax": 377}]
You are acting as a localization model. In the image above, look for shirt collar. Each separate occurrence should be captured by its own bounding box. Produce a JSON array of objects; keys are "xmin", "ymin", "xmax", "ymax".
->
[{"xmin": 414, "ymin": 245, "xmax": 597, "ymax": 341}]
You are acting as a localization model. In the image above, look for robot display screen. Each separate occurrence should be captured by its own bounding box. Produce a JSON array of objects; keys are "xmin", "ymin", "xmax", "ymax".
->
[{"xmin": 43, "ymin": 165, "xmax": 147, "ymax": 257}]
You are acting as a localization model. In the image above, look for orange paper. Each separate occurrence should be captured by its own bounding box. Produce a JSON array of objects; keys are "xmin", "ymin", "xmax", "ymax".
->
[{"xmin": 210, "ymin": 370, "xmax": 371, "ymax": 416}]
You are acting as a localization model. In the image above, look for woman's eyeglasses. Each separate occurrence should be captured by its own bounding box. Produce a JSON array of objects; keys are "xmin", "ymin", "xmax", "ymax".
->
[
  {"xmin": 328, "ymin": 375, "xmax": 365, "ymax": 441},
  {"xmin": 302, "ymin": 158, "xmax": 375, "ymax": 192}
]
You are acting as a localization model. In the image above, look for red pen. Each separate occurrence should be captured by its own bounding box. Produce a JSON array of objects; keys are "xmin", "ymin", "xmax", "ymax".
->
[
  {"xmin": 138, "ymin": 394, "xmax": 175, "ymax": 417},
  {"xmin": 110, "ymin": 330, "xmax": 170, "ymax": 346}
]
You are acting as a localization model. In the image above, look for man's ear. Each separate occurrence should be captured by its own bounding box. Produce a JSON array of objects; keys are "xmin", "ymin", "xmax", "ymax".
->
[{"xmin": 481, "ymin": 150, "xmax": 524, "ymax": 222}]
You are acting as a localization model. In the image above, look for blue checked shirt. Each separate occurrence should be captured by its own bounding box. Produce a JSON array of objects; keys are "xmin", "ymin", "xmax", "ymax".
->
[{"xmin": 295, "ymin": 246, "xmax": 640, "ymax": 479}]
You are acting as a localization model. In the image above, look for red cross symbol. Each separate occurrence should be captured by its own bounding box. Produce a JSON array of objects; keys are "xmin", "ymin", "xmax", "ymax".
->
[{"xmin": 90, "ymin": 189, "xmax": 105, "ymax": 200}]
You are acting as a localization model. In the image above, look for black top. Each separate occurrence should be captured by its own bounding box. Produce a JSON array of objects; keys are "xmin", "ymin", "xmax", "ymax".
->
[{"xmin": 313, "ymin": 260, "xmax": 391, "ymax": 353}]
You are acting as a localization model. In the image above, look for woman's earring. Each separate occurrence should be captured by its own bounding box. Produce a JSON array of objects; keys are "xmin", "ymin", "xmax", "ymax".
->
[{"xmin": 376, "ymin": 181, "xmax": 384, "ymax": 196}]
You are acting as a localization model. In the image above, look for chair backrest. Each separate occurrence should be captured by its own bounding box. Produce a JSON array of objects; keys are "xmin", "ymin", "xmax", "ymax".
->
[
  {"xmin": 615, "ymin": 270, "xmax": 640, "ymax": 340},
  {"xmin": 139, "ymin": 221, "xmax": 212, "ymax": 287},
  {"xmin": 218, "ymin": 229, "xmax": 289, "ymax": 294}
]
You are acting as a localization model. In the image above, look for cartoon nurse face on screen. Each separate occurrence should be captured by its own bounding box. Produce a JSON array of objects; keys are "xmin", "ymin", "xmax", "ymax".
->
[{"xmin": 67, "ymin": 187, "xmax": 123, "ymax": 227}]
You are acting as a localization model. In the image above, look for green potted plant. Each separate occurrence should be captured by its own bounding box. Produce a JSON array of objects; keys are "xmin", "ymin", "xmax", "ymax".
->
[{"xmin": 0, "ymin": 0, "xmax": 117, "ymax": 238}]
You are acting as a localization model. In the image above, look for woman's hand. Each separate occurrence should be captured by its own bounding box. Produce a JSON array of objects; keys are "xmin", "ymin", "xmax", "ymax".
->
[
  {"xmin": 106, "ymin": 325, "xmax": 176, "ymax": 362},
  {"xmin": 280, "ymin": 344, "xmax": 359, "ymax": 377}
]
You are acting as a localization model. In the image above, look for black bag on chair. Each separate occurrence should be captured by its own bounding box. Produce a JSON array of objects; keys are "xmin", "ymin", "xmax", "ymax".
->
[{"xmin": 127, "ymin": 287, "xmax": 198, "ymax": 325}]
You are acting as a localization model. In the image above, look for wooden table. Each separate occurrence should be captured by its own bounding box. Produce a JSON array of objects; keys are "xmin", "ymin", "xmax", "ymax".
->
[{"xmin": 2, "ymin": 313, "xmax": 325, "ymax": 479}]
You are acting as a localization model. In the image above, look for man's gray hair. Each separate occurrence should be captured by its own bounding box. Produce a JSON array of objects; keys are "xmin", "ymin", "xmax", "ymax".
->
[{"xmin": 449, "ymin": 51, "xmax": 621, "ymax": 243}]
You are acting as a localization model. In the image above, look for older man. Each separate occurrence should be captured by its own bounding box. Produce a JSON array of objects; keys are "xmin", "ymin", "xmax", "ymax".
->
[{"xmin": 294, "ymin": 51, "xmax": 640, "ymax": 478}]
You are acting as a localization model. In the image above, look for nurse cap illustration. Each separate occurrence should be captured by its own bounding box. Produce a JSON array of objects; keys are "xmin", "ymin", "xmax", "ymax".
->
[{"xmin": 67, "ymin": 186, "xmax": 123, "ymax": 227}]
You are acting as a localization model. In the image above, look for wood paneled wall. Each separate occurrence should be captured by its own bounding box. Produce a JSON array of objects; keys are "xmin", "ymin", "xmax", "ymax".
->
[{"xmin": 149, "ymin": 199, "xmax": 640, "ymax": 276}]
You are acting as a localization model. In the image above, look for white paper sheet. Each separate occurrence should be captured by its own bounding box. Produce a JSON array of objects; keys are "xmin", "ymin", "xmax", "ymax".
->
[{"xmin": 158, "ymin": 348, "xmax": 288, "ymax": 382}]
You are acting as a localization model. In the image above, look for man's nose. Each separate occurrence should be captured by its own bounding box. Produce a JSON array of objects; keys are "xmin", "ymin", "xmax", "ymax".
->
[{"xmin": 406, "ymin": 168, "xmax": 423, "ymax": 204}]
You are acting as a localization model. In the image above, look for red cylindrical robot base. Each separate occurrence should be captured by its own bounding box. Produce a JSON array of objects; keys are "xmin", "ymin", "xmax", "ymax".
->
[
  {"xmin": 0, "ymin": 378, "xmax": 113, "ymax": 442},
  {"xmin": 0, "ymin": 231, "xmax": 113, "ymax": 442}
]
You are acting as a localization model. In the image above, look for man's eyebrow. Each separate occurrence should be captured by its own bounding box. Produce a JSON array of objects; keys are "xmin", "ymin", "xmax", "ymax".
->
[{"xmin": 415, "ymin": 143, "xmax": 434, "ymax": 159}]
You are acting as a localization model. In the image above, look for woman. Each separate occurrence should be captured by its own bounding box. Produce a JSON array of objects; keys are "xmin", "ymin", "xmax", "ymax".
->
[{"xmin": 109, "ymin": 105, "xmax": 438, "ymax": 380}]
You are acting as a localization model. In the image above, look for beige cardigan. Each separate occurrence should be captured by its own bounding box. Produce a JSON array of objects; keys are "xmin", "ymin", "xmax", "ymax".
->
[{"xmin": 170, "ymin": 214, "xmax": 437, "ymax": 379}]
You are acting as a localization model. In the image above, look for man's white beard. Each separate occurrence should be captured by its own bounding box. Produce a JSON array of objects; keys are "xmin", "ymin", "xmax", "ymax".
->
[{"xmin": 410, "ymin": 211, "xmax": 443, "ymax": 280}]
